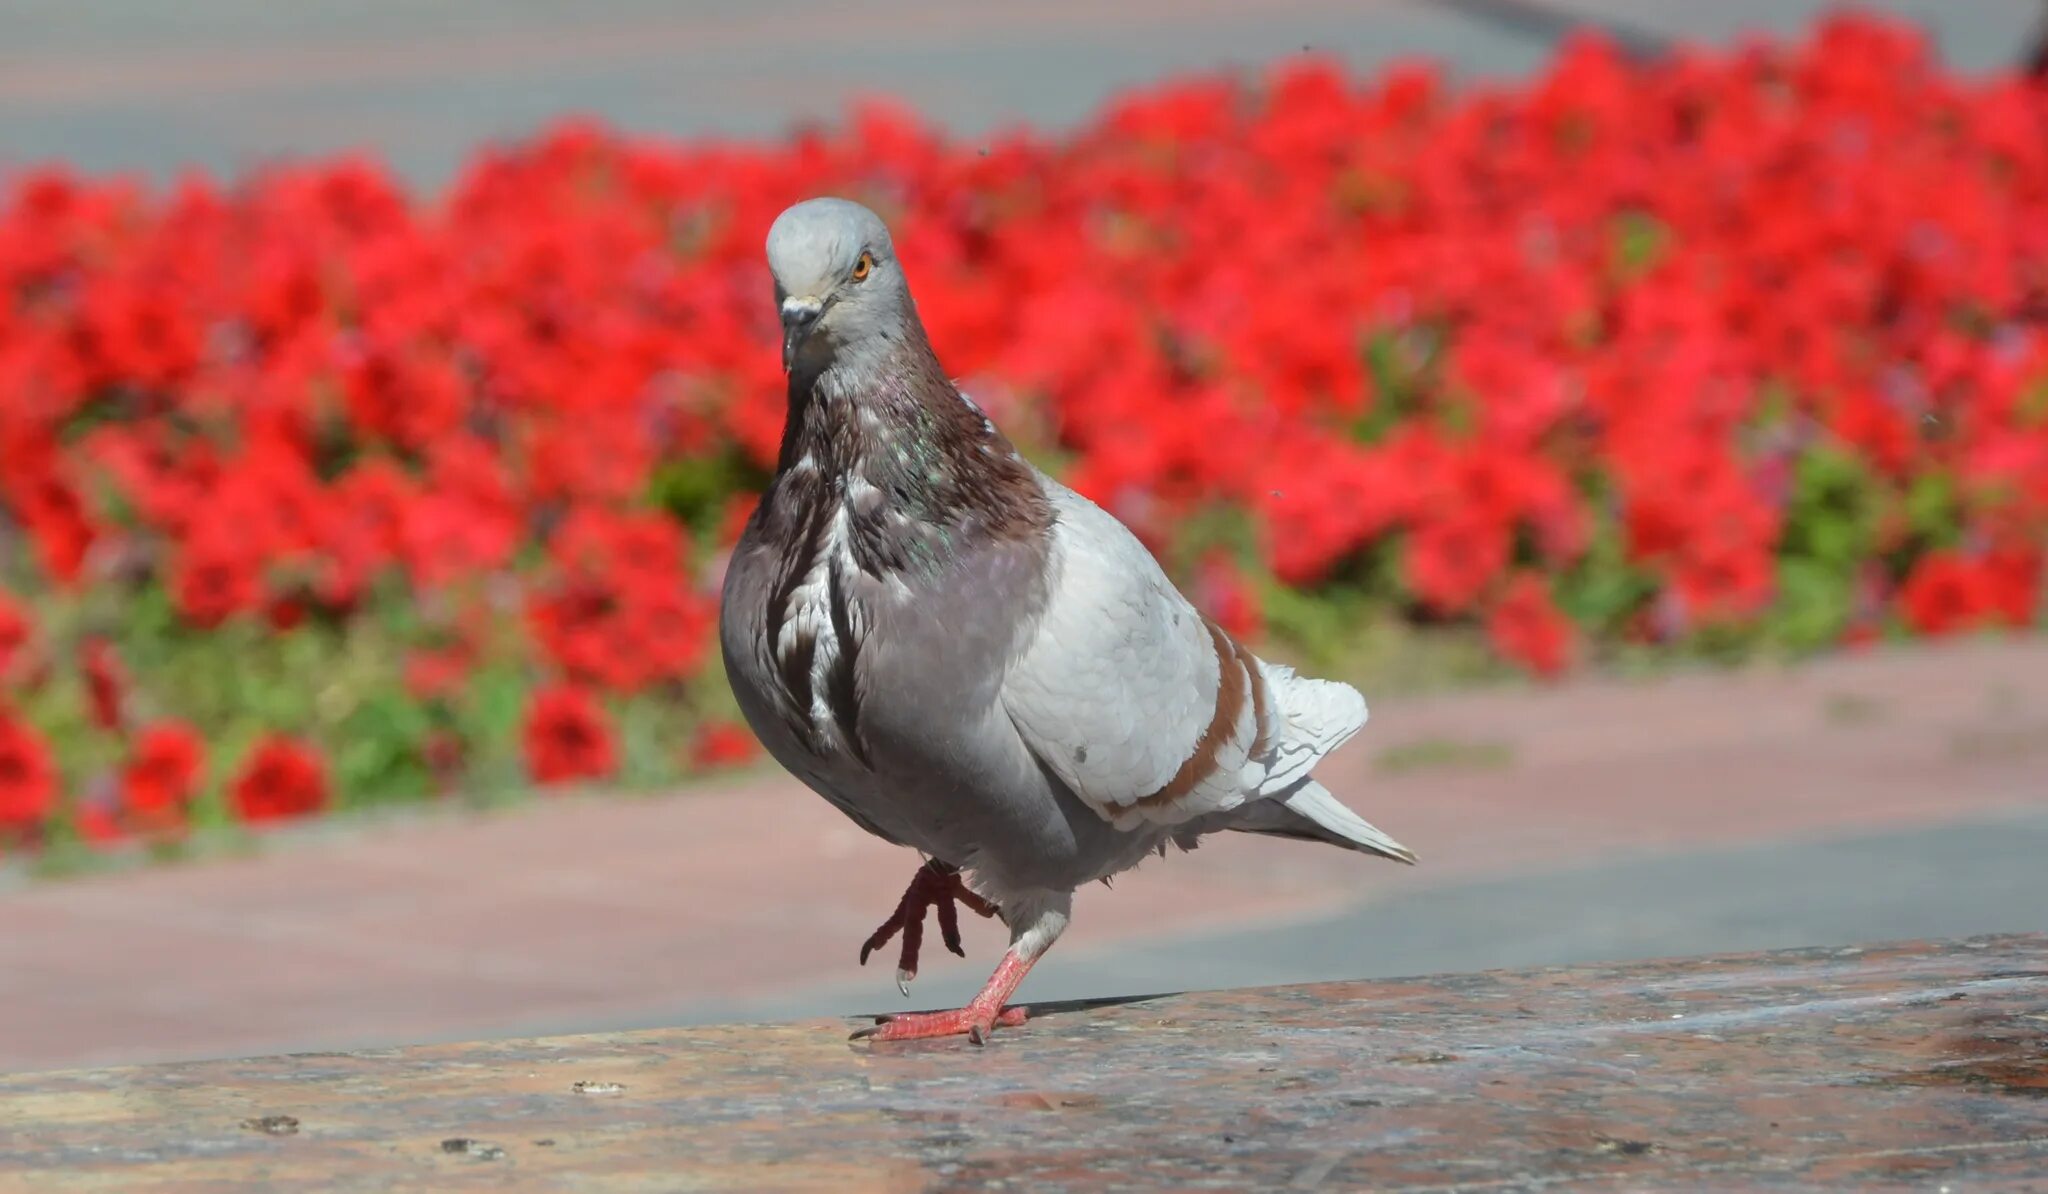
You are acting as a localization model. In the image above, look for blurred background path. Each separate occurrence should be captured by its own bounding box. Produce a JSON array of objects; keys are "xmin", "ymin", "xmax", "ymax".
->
[
  {"xmin": 4, "ymin": 639, "xmax": 2046, "ymax": 1071},
  {"xmin": 1, "ymin": 1, "xmax": 2041, "ymax": 185}
]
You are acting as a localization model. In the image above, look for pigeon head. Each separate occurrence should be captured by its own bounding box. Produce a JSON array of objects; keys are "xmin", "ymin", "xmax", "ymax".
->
[
  {"xmin": 766, "ymin": 198, "xmax": 909, "ymax": 373},
  {"xmin": 755, "ymin": 198, "xmax": 1053, "ymax": 550}
]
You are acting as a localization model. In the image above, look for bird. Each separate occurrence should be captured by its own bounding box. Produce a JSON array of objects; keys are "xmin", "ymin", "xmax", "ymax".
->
[{"xmin": 720, "ymin": 197, "xmax": 1414, "ymax": 1044}]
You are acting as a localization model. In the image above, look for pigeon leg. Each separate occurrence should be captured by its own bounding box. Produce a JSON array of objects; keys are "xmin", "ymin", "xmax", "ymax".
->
[
  {"xmin": 858, "ymin": 860, "xmax": 998, "ymax": 993},
  {"xmin": 851, "ymin": 949, "xmax": 1038, "ymax": 1045},
  {"xmin": 855, "ymin": 889, "xmax": 1069, "ymax": 1044}
]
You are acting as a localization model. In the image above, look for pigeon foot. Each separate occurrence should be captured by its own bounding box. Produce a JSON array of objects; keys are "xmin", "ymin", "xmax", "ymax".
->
[
  {"xmin": 852, "ymin": 1005, "xmax": 1029, "ymax": 1044},
  {"xmin": 858, "ymin": 859, "xmax": 998, "ymax": 991},
  {"xmin": 853, "ymin": 948, "xmax": 1040, "ymax": 1045}
]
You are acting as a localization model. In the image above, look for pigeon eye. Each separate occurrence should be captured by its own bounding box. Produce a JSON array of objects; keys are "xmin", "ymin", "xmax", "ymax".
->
[{"xmin": 850, "ymin": 251, "xmax": 874, "ymax": 283}]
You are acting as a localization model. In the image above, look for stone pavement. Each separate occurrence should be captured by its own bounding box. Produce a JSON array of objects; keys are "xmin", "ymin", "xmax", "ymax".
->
[
  {"xmin": 0, "ymin": 1, "xmax": 2040, "ymax": 185},
  {"xmin": 7, "ymin": 935, "xmax": 2046, "ymax": 1190},
  {"xmin": 2, "ymin": 637, "xmax": 2045, "ymax": 1073}
]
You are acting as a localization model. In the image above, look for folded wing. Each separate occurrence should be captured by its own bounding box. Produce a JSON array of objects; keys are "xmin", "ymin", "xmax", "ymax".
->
[{"xmin": 1003, "ymin": 478, "xmax": 1386, "ymax": 845}]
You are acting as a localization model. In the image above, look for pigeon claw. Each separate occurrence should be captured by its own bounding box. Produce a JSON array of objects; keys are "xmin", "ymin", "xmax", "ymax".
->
[
  {"xmin": 850, "ymin": 1005, "xmax": 1029, "ymax": 1044},
  {"xmin": 858, "ymin": 860, "xmax": 998, "ymax": 988}
]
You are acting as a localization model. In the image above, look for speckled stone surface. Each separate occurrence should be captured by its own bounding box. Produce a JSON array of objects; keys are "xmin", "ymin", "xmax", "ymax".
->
[{"xmin": 3, "ymin": 934, "xmax": 2045, "ymax": 1191}]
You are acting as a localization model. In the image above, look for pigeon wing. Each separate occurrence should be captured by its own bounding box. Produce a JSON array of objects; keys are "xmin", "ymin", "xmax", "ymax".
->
[{"xmin": 1003, "ymin": 479, "xmax": 1277, "ymax": 830}]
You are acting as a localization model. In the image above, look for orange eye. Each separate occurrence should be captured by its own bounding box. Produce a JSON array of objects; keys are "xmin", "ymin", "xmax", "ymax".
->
[{"xmin": 851, "ymin": 251, "xmax": 873, "ymax": 282}]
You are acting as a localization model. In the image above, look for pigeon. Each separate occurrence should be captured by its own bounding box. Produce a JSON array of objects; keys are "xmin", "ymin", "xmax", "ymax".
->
[{"xmin": 720, "ymin": 197, "xmax": 1414, "ymax": 1043}]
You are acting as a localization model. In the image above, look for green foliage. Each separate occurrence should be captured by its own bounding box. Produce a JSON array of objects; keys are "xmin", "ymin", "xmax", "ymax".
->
[
  {"xmin": 1903, "ymin": 471, "xmax": 1960, "ymax": 551},
  {"xmin": 1770, "ymin": 448, "xmax": 1876, "ymax": 653},
  {"xmin": 1609, "ymin": 211, "xmax": 1671, "ymax": 280},
  {"xmin": 649, "ymin": 446, "xmax": 769, "ymax": 541},
  {"xmin": 1556, "ymin": 509, "xmax": 1656, "ymax": 642},
  {"xmin": 1354, "ymin": 329, "xmax": 1442, "ymax": 445}
]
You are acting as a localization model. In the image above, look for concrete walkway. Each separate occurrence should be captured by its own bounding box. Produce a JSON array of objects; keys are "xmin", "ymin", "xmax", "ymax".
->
[
  {"xmin": 3, "ymin": 637, "xmax": 2044, "ymax": 1072},
  {"xmin": 10, "ymin": 936, "xmax": 2046, "ymax": 1190}
]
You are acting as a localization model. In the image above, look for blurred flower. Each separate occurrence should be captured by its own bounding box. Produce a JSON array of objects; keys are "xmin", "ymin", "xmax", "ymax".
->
[
  {"xmin": 404, "ymin": 645, "xmax": 474, "ymax": 704},
  {"xmin": 122, "ymin": 721, "xmax": 206, "ymax": 829},
  {"xmin": 1486, "ymin": 574, "xmax": 1576, "ymax": 678},
  {"xmin": 171, "ymin": 534, "xmax": 261, "ymax": 629},
  {"xmin": 0, "ymin": 593, "xmax": 30, "ymax": 677},
  {"xmin": 231, "ymin": 736, "xmax": 330, "ymax": 823},
  {"xmin": 1407, "ymin": 514, "xmax": 1509, "ymax": 616},
  {"xmin": 1898, "ymin": 552, "xmax": 1994, "ymax": 635},
  {"xmin": 689, "ymin": 720, "xmax": 759, "ymax": 771},
  {"xmin": 79, "ymin": 636, "xmax": 126, "ymax": 732},
  {"xmin": 1194, "ymin": 554, "xmax": 1264, "ymax": 641},
  {"xmin": 523, "ymin": 685, "xmax": 616, "ymax": 785},
  {"xmin": 0, "ymin": 710, "xmax": 56, "ymax": 834},
  {"xmin": 422, "ymin": 729, "xmax": 467, "ymax": 792}
]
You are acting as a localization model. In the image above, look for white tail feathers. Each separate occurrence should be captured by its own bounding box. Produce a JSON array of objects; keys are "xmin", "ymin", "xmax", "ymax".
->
[
  {"xmin": 1281, "ymin": 780, "xmax": 1416, "ymax": 864},
  {"xmin": 1253, "ymin": 664, "xmax": 1368, "ymax": 795}
]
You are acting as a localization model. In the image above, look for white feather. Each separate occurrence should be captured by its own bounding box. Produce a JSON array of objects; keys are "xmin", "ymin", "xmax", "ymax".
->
[
  {"xmin": 775, "ymin": 504, "xmax": 856, "ymax": 745},
  {"xmin": 1246, "ymin": 664, "xmax": 1368, "ymax": 796},
  {"xmin": 1281, "ymin": 780, "xmax": 1415, "ymax": 863}
]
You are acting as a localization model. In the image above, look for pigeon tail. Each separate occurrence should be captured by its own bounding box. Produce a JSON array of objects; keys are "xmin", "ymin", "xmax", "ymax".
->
[
  {"xmin": 1269, "ymin": 778, "xmax": 1417, "ymax": 864},
  {"xmin": 1248, "ymin": 663, "xmax": 1368, "ymax": 797}
]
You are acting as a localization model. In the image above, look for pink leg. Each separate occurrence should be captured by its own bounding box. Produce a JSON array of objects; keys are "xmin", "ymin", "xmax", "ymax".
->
[{"xmin": 852, "ymin": 949, "xmax": 1038, "ymax": 1045}]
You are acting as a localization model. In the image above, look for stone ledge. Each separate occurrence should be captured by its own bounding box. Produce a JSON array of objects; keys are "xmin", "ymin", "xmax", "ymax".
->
[{"xmin": 4, "ymin": 934, "xmax": 2045, "ymax": 1190}]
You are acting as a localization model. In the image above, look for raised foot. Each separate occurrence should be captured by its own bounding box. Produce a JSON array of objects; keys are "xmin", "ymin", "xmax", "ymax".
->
[
  {"xmin": 851, "ymin": 1005, "xmax": 1029, "ymax": 1045},
  {"xmin": 860, "ymin": 860, "xmax": 1000, "ymax": 992}
]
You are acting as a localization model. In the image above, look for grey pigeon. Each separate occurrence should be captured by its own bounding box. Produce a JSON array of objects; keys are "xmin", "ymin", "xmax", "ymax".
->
[{"xmin": 720, "ymin": 197, "xmax": 1414, "ymax": 1043}]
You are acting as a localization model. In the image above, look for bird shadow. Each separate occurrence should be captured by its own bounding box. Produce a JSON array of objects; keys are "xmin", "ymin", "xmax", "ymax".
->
[
  {"xmin": 1020, "ymin": 990, "xmax": 1182, "ymax": 1020},
  {"xmin": 849, "ymin": 989, "xmax": 1177, "ymax": 1028}
]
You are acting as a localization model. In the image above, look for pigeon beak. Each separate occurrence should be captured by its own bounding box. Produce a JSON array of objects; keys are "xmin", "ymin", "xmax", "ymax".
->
[{"xmin": 781, "ymin": 297, "xmax": 823, "ymax": 371}]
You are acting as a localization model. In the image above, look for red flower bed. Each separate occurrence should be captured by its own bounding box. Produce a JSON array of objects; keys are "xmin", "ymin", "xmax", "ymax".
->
[{"xmin": 0, "ymin": 14, "xmax": 2044, "ymax": 852}]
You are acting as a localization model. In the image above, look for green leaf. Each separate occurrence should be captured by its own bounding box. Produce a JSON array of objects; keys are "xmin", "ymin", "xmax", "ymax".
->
[
  {"xmin": 1610, "ymin": 211, "xmax": 1670, "ymax": 280},
  {"xmin": 1904, "ymin": 471, "xmax": 1960, "ymax": 549},
  {"xmin": 1769, "ymin": 556, "xmax": 1854, "ymax": 654}
]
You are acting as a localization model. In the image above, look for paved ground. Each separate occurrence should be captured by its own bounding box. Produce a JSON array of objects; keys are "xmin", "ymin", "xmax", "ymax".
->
[
  {"xmin": 9, "ymin": 937, "xmax": 2046, "ymax": 1189},
  {"xmin": 2, "ymin": 637, "xmax": 2044, "ymax": 1072},
  {"xmin": 1, "ymin": 1, "xmax": 2040, "ymax": 185}
]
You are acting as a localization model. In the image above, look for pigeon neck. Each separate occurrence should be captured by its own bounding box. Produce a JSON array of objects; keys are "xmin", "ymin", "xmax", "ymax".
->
[{"xmin": 771, "ymin": 316, "xmax": 1051, "ymax": 559}]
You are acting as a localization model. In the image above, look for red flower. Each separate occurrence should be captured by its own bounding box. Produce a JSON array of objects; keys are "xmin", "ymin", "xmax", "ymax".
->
[
  {"xmin": 1194, "ymin": 554, "xmax": 1263, "ymax": 640},
  {"xmin": 230, "ymin": 736, "xmax": 330, "ymax": 823},
  {"xmin": 421, "ymin": 730, "xmax": 467, "ymax": 792},
  {"xmin": 404, "ymin": 645, "xmax": 473, "ymax": 703},
  {"xmin": 1486, "ymin": 573, "xmax": 1577, "ymax": 677},
  {"xmin": 0, "ymin": 592, "xmax": 30, "ymax": 676},
  {"xmin": 1406, "ymin": 514, "xmax": 1509, "ymax": 616},
  {"xmin": 0, "ymin": 711, "xmax": 57, "ymax": 833},
  {"xmin": 1671, "ymin": 543, "xmax": 1775, "ymax": 624},
  {"xmin": 265, "ymin": 595, "xmax": 308, "ymax": 632},
  {"xmin": 171, "ymin": 534, "xmax": 262, "ymax": 629},
  {"xmin": 528, "ymin": 507, "xmax": 712, "ymax": 692},
  {"xmin": 122, "ymin": 721, "xmax": 206, "ymax": 825},
  {"xmin": 523, "ymin": 685, "xmax": 617, "ymax": 785},
  {"xmin": 74, "ymin": 804, "xmax": 123, "ymax": 845},
  {"xmin": 1982, "ymin": 544, "xmax": 2042, "ymax": 628},
  {"xmin": 8, "ymin": 470, "xmax": 96, "ymax": 584},
  {"xmin": 690, "ymin": 721, "xmax": 759, "ymax": 770},
  {"xmin": 79, "ymin": 636, "xmax": 126, "ymax": 732},
  {"xmin": 1898, "ymin": 552, "xmax": 1993, "ymax": 636}
]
